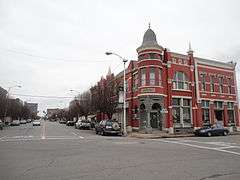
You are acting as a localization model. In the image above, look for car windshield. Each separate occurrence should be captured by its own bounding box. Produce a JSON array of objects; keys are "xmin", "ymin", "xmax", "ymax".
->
[
  {"xmin": 82, "ymin": 120, "xmax": 90, "ymax": 123},
  {"xmin": 106, "ymin": 121, "xmax": 113, "ymax": 126}
]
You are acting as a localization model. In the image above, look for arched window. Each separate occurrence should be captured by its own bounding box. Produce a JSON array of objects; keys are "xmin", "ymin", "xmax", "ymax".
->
[{"xmin": 173, "ymin": 72, "xmax": 189, "ymax": 90}]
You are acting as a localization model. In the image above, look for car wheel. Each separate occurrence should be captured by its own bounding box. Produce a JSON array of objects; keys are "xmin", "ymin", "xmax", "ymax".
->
[
  {"xmin": 207, "ymin": 132, "xmax": 212, "ymax": 137},
  {"xmin": 96, "ymin": 131, "xmax": 98, "ymax": 134},
  {"xmin": 223, "ymin": 131, "xmax": 228, "ymax": 136}
]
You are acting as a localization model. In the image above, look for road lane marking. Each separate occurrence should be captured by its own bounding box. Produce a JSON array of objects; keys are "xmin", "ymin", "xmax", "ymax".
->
[
  {"xmin": 217, "ymin": 146, "xmax": 237, "ymax": 149},
  {"xmin": 151, "ymin": 139, "xmax": 240, "ymax": 156},
  {"xmin": 0, "ymin": 136, "xmax": 6, "ymax": 140},
  {"xmin": 0, "ymin": 135, "xmax": 85, "ymax": 142},
  {"xmin": 71, "ymin": 132, "xmax": 84, "ymax": 139},
  {"xmin": 72, "ymin": 132, "xmax": 78, "ymax": 136},
  {"xmin": 41, "ymin": 121, "xmax": 46, "ymax": 139}
]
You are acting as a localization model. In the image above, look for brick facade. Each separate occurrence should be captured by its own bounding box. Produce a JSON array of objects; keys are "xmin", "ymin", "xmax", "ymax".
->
[{"xmin": 97, "ymin": 27, "xmax": 239, "ymax": 133}]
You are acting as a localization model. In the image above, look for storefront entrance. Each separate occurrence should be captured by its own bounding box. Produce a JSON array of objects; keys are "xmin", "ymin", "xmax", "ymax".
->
[
  {"xmin": 138, "ymin": 96, "xmax": 165, "ymax": 131},
  {"xmin": 150, "ymin": 103, "xmax": 162, "ymax": 130},
  {"xmin": 215, "ymin": 110, "xmax": 223, "ymax": 123},
  {"xmin": 150, "ymin": 112, "xmax": 162, "ymax": 130}
]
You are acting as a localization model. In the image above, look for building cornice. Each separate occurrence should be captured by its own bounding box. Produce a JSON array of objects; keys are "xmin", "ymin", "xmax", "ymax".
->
[{"xmin": 196, "ymin": 57, "xmax": 235, "ymax": 70}]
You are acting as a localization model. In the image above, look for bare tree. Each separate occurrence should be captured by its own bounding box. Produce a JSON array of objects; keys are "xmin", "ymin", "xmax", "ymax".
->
[{"xmin": 90, "ymin": 74, "xmax": 118, "ymax": 119}]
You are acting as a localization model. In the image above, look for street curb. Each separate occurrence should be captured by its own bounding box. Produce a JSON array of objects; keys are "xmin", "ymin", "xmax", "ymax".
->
[
  {"xmin": 128, "ymin": 133, "xmax": 195, "ymax": 139},
  {"xmin": 128, "ymin": 132, "xmax": 240, "ymax": 139}
]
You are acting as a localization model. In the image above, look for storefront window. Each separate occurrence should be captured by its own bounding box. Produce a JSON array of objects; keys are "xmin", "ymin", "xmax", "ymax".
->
[
  {"xmin": 202, "ymin": 109, "xmax": 210, "ymax": 125},
  {"xmin": 172, "ymin": 98, "xmax": 191, "ymax": 126},
  {"xmin": 172, "ymin": 98, "xmax": 180, "ymax": 106},
  {"xmin": 172, "ymin": 107, "xmax": 180, "ymax": 124},
  {"xmin": 201, "ymin": 100, "xmax": 210, "ymax": 125},
  {"xmin": 227, "ymin": 102, "xmax": 235, "ymax": 125}
]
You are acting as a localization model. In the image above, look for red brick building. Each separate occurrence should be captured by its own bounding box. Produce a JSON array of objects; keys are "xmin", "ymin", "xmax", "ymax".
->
[{"xmin": 97, "ymin": 26, "xmax": 239, "ymax": 133}]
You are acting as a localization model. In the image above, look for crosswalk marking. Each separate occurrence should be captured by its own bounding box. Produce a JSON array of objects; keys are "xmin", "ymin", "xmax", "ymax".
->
[
  {"xmin": 0, "ymin": 135, "xmax": 85, "ymax": 142},
  {"xmin": 150, "ymin": 139, "xmax": 240, "ymax": 156}
]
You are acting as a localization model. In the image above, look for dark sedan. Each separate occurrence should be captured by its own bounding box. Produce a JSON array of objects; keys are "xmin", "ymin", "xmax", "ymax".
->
[
  {"xmin": 95, "ymin": 120, "xmax": 122, "ymax": 136},
  {"xmin": 66, "ymin": 120, "xmax": 75, "ymax": 126},
  {"xmin": 194, "ymin": 124, "xmax": 229, "ymax": 137},
  {"xmin": 0, "ymin": 120, "xmax": 3, "ymax": 130}
]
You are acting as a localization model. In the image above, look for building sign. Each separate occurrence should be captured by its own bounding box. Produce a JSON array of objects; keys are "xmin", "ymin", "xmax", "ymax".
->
[{"xmin": 141, "ymin": 88, "xmax": 155, "ymax": 93}]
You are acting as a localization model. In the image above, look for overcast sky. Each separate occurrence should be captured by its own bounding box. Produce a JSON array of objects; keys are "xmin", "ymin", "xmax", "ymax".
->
[{"xmin": 0, "ymin": 0, "xmax": 240, "ymax": 115}]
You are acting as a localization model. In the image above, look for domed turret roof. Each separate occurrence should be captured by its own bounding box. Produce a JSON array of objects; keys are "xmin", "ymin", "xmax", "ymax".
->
[{"xmin": 137, "ymin": 25, "xmax": 163, "ymax": 52}]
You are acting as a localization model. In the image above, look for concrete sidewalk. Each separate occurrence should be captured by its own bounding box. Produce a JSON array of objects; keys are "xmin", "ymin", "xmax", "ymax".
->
[{"xmin": 129, "ymin": 131, "xmax": 240, "ymax": 139}]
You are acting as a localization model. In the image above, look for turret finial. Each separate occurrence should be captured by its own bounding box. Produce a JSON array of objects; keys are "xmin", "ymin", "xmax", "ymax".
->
[
  {"xmin": 148, "ymin": 22, "xmax": 151, "ymax": 29},
  {"xmin": 107, "ymin": 66, "xmax": 111, "ymax": 76},
  {"xmin": 187, "ymin": 42, "xmax": 194, "ymax": 54},
  {"xmin": 189, "ymin": 42, "xmax": 192, "ymax": 51}
]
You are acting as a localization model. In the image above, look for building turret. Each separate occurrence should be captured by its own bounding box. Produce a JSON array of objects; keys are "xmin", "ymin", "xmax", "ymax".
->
[{"xmin": 137, "ymin": 24, "xmax": 163, "ymax": 53}]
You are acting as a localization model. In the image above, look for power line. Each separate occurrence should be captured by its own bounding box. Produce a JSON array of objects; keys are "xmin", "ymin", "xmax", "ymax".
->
[
  {"xmin": 0, "ymin": 48, "xmax": 112, "ymax": 64},
  {"xmin": 12, "ymin": 93, "xmax": 72, "ymax": 99}
]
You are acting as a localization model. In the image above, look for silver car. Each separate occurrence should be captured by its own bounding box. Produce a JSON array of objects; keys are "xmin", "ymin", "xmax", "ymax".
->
[
  {"xmin": 11, "ymin": 120, "xmax": 20, "ymax": 126},
  {"xmin": 33, "ymin": 120, "xmax": 41, "ymax": 126}
]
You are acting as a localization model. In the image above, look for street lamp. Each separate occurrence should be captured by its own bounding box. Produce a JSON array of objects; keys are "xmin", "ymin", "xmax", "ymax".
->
[
  {"xmin": 4, "ymin": 85, "xmax": 22, "ymax": 123},
  {"xmin": 69, "ymin": 89, "xmax": 81, "ymax": 121},
  {"xmin": 105, "ymin": 51, "xmax": 128, "ymax": 136}
]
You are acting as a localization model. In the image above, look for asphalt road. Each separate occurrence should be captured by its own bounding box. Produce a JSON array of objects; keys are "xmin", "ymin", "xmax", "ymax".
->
[{"xmin": 1, "ymin": 120, "xmax": 240, "ymax": 180}]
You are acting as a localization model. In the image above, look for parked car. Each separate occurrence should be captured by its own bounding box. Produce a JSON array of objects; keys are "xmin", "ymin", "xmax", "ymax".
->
[
  {"xmin": 11, "ymin": 120, "xmax": 20, "ymax": 126},
  {"xmin": 49, "ymin": 118, "xmax": 57, "ymax": 122},
  {"xmin": 26, "ymin": 119, "xmax": 32, "ymax": 123},
  {"xmin": 0, "ymin": 120, "xmax": 3, "ymax": 130},
  {"xmin": 20, "ymin": 119, "xmax": 27, "ymax": 124},
  {"xmin": 194, "ymin": 123, "xmax": 229, "ymax": 137},
  {"xmin": 33, "ymin": 120, "xmax": 41, "ymax": 126},
  {"xmin": 95, "ymin": 119, "xmax": 122, "ymax": 136},
  {"xmin": 59, "ymin": 119, "xmax": 66, "ymax": 124},
  {"xmin": 75, "ymin": 120, "xmax": 81, "ymax": 129},
  {"xmin": 75, "ymin": 120, "xmax": 91, "ymax": 129},
  {"xmin": 66, "ymin": 120, "xmax": 75, "ymax": 126}
]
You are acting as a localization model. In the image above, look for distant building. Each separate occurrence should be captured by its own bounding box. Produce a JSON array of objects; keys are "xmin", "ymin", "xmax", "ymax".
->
[
  {"xmin": 25, "ymin": 102, "xmax": 38, "ymax": 116},
  {"xmin": 0, "ymin": 86, "xmax": 8, "ymax": 97},
  {"xmin": 0, "ymin": 87, "xmax": 8, "ymax": 119},
  {"xmin": 47, "ymin": 108, "xmax": 60, "ymax": 118}
]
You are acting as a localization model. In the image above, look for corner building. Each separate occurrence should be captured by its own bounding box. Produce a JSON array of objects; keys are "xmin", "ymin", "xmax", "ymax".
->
[{"xmin": 124, "ymin": 27, "xmax": 239, "ymax": 133}]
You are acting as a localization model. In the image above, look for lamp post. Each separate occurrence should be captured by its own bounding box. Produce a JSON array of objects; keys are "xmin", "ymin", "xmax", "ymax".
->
[
  {"xmin": 4, "ymin": 85, "xmax": 21, "ymax": 123},
  {"xmin": 105, "ymin": 51, "xmax": 128, "ymax": 136},
  {"xmin": 69, "ymin": 89, "xmax": 81, "ymax": 121}
]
